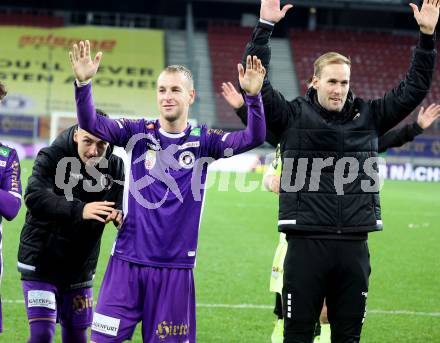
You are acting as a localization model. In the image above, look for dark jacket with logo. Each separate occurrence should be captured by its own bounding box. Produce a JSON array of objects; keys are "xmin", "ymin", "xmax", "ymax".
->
[
  {"xmin": 242, "ymin": 22, "xmax": 436, "ymax": 236},
  {"xmin": 18, "ymin": 125, "xmax": 124, "ymax": 290}
]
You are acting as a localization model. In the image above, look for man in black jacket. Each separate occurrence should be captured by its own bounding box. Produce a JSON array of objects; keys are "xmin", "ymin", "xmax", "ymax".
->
[
  {"xmin": 222, "ymin": 82, "xmax": 440, "ymax": 343},
  {"xmin": 241, "ymin": 0, "xmax": 438, "ymax": 342},
  {"xmin": 17, "ymin": 111, "xmax": 124, "ymax": 343}
]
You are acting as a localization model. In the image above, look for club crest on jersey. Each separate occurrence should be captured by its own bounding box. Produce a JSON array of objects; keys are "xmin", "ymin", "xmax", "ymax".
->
[
  {"xmin": 145, "ymin": 150, "xmax": 157, "ymax": 170},
  {"xmin": 0, "ymin": 160, "xmax": 6, "ymax": 167},
  {"xmin": 178, "ymin": 151, "xmax": 195, "ymax": 169},
  {"xmin": 146, "ymin": 133, "xmax": 161, "ymax": 151}
]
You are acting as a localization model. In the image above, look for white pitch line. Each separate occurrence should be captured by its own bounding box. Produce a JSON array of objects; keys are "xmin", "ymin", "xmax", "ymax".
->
[
  {"xmin": 197, "ymin": 304, "xmax": 440, "ymax": 317},
  {"xmin": 3, "ymin": 300, "xmax": 440, "ymax": 317},
  {"xmin": 3, "ymin": 299, "xmax": 24, "ymax": 304}
]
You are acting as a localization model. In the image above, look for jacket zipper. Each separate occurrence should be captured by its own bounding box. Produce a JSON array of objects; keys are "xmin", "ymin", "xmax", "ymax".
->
[{"xmin": 337, "ymin": 123, "xmax": 343, "ymax": 231}]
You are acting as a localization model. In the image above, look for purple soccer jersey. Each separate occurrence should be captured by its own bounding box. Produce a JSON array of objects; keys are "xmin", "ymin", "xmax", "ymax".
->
[
  {"xmin": 75, "ymin": 82, "xmax": 265, "ymax": 268},
  {"xmin": 0, "ymin": 143, "xmax": 22, "ymax": 226},
  {"xmin": 0, "ymin": 143, "xmax": 21, "ymax": 333}
]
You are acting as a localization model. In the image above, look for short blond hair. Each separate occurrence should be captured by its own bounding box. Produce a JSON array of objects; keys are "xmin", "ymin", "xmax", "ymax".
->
[
  {"xmin": 313, "ymin": 52, "xmax": 351, "ymax": 78},
  {"xmin": 161, "ymin": 64, "xmax": 194, "ymax": 90}
]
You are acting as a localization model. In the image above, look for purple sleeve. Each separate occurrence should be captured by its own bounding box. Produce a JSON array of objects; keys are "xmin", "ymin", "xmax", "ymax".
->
[
  {"xmin": 0, "ymin": 150, "xmax": 21, "ymax": 221},
  {"xmin": 75, "ymin": 82, "xmax": 140, "ymax": 147},
  {"xmin": 206, "ymin": 93, "xmax": 265, "ymax": 159}
]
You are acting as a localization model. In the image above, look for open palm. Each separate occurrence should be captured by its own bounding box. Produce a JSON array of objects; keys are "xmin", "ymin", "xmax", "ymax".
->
[
  {"xmin": 69, "ymin": 40, "xmax": 103, "ymax": 82},
  {"xmin": 417, "ymin": 103, "xmax": 440, "ymax": 129},
  {"xmin": 221, "ymin": 82, "xmax": 245, "ymax": 109},
  {"xmin": 238, "ymin": 55, "xmax": 266, "ymax": 96},
  {"xmin": 410, "ymin": 0, "xmax": 440, "ymax": 34},
  {"xmin": 260, "ymin": 0, "xmax": 293, "ymax": 24}
]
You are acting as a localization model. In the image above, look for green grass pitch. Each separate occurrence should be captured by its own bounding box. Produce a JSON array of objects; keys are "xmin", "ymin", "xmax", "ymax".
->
[{"xmin": 0, "ymin": 159, "xmax": 439, "ymax": 342}]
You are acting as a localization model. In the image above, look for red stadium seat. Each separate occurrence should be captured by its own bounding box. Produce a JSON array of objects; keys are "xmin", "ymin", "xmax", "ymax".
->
[
  {"xmin": 208, "ymin": 23, "xmax": 253, "ymax": 128},
  {"xmin": 0, "ymin": 12, "xmax": 64, "ymax": 27}
]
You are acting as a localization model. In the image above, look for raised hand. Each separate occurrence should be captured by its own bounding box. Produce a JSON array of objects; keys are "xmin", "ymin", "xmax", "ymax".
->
[
  {"xmin": 82, "ymin": 201, "xmax": 115, "ymax": 223},
  {"xmin": 410, "ymin": 0, "xmax": 440, "ymax": 35},
  {"xmin": 260, "ymin": 0, "xmax": 293, "ymax": 24},
  {"xmin": 221, "ymin": 82, "xmax": 245, "ymax": 109},
  {"xmin": 69, "ymin": 40, "xmax": 103, "ymax": 82},
  {"xmin": 417, "ymin": 103, "xmax": 440, "ymax": 129},
  {"xmin": 238, "ymin": 55, "xmax": 266, "ymax": 96}
]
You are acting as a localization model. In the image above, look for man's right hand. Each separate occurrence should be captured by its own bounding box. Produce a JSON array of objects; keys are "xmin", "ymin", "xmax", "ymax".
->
[
  {"xmin": 69, "ymin": 40, "xmax": 102, "ymax": 82},
  {"xmin": 82, "ymin": 201, "xmax": 115, "ymax": 223},
  {"xmin": 260, "ymin": 0, "xmax": 293, "ymax": 24}
]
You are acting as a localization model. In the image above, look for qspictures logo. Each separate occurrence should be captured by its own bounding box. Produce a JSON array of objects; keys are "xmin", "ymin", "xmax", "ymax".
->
[{"xmin": 155, "ymin": 321, "xmax": 189, "ymax": 340}]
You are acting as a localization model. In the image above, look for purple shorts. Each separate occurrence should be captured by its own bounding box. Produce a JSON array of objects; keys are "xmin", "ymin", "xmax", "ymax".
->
[
  {"xmin": 91, "ymin": 256, "xmax": 196, "ymax": 343},
  {"xmin": 22, "ymin": 280, "xmax": 93, "ymax": 329}
]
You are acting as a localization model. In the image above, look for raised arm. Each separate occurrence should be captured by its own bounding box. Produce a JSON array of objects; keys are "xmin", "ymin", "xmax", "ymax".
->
[
  {"xmin": 222, "ymin": 81, "xmax": 280, "ymax": 147},
  {"xmin": 378, "ymin": 103, "xmax": 440, "ymax": 152},
  {"xmin": 206, "ymin": 56, "xmax": 266, "ymax": 159},
  {"xmin": 373, "ymin": 0, "xmax": 439, "ymax": 135},
  {"xmin": 70, "ymin": 40, "xmax": 135, "ymax": 147},
  {"xmin": 241, "ymin": 0, "xmax": 295, "ymax": 137}
]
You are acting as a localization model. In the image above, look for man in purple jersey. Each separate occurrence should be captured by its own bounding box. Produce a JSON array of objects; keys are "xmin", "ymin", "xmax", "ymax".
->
[
  {"xmin": 69, "ymin": 39, "xmax": 266, "ymax": 342},
  {"xmin": 0, "ymin": 82, "xmax": 22, "ymax": 333}
]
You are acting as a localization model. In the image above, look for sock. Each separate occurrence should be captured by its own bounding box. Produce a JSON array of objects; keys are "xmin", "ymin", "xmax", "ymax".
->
[
  {"xmin": 28, "ymin": 320, "xmax": 56, "ymax": 343},
  {"xmin": 320, "ymin": 323, "xmax": 331, "ymax": 338},
  {"xmin": 61, "ymin": 326, "xmax": 88, "ymax": 343}
]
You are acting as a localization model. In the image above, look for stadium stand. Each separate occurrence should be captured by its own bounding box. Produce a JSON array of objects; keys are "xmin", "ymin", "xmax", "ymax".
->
[
  {"xmin": 208, "ymin": 24, "xmax": 252, "ymax": 128},
  {"xmin": 0, "ymin": 12, "xmax": 64, "ymax": 27}
]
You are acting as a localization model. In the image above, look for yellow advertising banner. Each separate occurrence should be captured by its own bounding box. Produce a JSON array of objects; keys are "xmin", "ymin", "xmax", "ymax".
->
[{"xmin": 0, "ymin": 26, "xmax": 164, "ymax": 116}]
